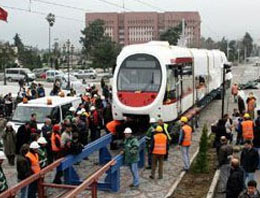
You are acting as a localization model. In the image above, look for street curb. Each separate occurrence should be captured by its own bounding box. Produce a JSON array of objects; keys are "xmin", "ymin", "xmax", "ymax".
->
[
  {"xmin": 206, "ymin": 169, "xmax": 220, "ymax": 198},
  {"xmin": 164, "ymin": 149, "xmax": 199, "ymax": 198}
]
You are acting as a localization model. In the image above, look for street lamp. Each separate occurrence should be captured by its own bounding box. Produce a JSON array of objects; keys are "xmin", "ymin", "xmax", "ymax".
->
[
  {"xmin": 63, "ymin": 40, "xmax": 74, "ymax": 89},
  {"xmin": 46, "ymin": 13, "xmax": 55, "ymax": 68}
]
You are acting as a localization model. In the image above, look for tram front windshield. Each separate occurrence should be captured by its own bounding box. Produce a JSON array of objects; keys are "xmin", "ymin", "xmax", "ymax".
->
[{"xmin": 117, "ymin": 54, "xmax": 162, "ymax": 92}]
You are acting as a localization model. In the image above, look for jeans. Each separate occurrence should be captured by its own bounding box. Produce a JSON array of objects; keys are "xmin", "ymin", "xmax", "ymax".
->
[
  {"xmin": 245, "ymin": 172, "xmax": 255, "ymax": 187},
  {"xmin": 181, "ymin": 146, "xmax": 190, "ymax": 170},
  {"xmin": 129, "ymin": 163, "xmax": 139, "ymax": 187},
  {"xmin": 18, "ymin": 180, "xmax": 28, "ymax": 198}
]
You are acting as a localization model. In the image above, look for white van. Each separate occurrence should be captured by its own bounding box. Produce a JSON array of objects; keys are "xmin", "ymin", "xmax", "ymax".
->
[
  {"xmin": 10, "ymin": 96, "xmax": 81, "ymax": 132},
  {"xmin": 46, "ymin": 70, "xmax": 63, "ymax": 82},
  {"xmin": 6, "ymin": 68, "xmax": 36, "ymax": 82}
]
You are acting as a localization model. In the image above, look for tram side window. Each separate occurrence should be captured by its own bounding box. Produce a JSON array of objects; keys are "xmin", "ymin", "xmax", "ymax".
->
[
  {"xmin": 182, "ymin": 64, "xmax": 193, "ymax": 96},
  {"xmin": 164, "ymin": 66, "xmax": 177, "ymax": 103}
]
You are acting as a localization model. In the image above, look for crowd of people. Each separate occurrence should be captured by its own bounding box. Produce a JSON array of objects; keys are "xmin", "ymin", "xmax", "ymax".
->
[{"xmin": 211, "ymin": 85, "xmax": 260, "ymax": 198}]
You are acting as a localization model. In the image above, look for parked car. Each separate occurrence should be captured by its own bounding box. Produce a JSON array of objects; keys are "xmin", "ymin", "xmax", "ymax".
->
[
  {"xmin": 73, "ymin": 69, "xmax": 97, "ymax": 79},
  {"xmin": 6, "ymin": 68, "xmax": 36, "ymax": 82},
  {"xmin": 46, "ymin": 70, "xmax": 63, "ymax": 82},
  {"xmin": 33, "ymin": 67, "xmax": 50, "ymax": 78},
  {"xmin": 54, "ymin": 74, "xmax": 83, "ymax": 92}
]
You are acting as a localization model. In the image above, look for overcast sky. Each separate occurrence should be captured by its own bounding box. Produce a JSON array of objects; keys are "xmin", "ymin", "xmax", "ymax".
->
[{"xmin": 0, "ymin": 0, "xmax": 260, "ymax": 49}]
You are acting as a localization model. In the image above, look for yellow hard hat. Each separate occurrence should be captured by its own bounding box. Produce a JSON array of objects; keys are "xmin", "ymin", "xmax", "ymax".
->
[
  {"xmin": 180, "ymin": 116, "xmax": 188, "ymax": 123},
  {"xmin": 155, "ymin": 126, "xmax": 163, "ymax": 132},
  {"xmin": 244, "ymin": 113, "xmax": 250, "ymax": 118}
]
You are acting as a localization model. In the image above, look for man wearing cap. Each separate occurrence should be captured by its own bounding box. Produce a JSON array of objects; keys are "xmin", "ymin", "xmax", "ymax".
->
[
  {"xmin": 242, "ymin": 113, "xmax": 254, "ymax": 142},
  {"xmin": 37, "ymin": 137, "xmax": 48, "ymax": 168},
  {"xmin": 150, "ymin": 126, "xmax": 168, "ymax": 179},
  {"xmin": 178, "ymin": 116, "xmax": 193, "ymax": 171},
  {"xmin": 145, "ymin": 118, "xmax": 157, "ymax": 169},
  {"xmin": 26, "ymin": 141, "xmax": 41, "ymax": 198},
  {"xmin": 0, "ymin": 151, "xmax": 8, "ymax": 193},
  {"xmin": 122, "ymin": 128, "xmax": 140, "ymax": 189}
]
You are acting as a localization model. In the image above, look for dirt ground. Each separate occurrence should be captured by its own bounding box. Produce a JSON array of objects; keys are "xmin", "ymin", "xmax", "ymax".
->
[{"xmin": 170, "ymin": 147, "xmax": 217, "ymax": 198}]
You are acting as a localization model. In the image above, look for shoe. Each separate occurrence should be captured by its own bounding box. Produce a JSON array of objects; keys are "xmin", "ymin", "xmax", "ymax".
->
[
  {"xmin": 158, "ymin": 176, "xmax": 163, "ymax": 179},
  {"xmin": 149, "ymin": 175, "xmax": 154, "ymax": 179},
  {"xmin": 146, "ymin": 166, "xmax": 151, "ymax": 170},
  {"xmin": 129, "ymin": 184, "xmax": 134, "ymax": 187},
  {"xmin": 130, "ymin": 185, "xmax": 139, "ymax": 190},
  {"xmin": 181, "ymin": 168, "xmax": 189, "ymax": 172}
]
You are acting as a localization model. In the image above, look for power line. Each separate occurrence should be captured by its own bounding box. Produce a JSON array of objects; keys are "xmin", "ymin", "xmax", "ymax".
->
[
  {"xmin": 32, "ymin": 0, "xmax": 92, "ymax": 12},
  {"xmin": 0, "ymin": 4, "xmax": 85, "ymax": 23},
  {"xmin": 95, "ymin": 0, "xmax": 133, "ymax": 11},
  {"xmin": 132, "ymin": 0, "xmax": 165, "ymax": 12}
]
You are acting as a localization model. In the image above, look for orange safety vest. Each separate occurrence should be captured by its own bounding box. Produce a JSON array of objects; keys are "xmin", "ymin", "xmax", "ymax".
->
[
  {"xmin": 152, "ymin": 133, "xmax": 167, "ymax": 155},
  {"xmin": 182, "ymin": 125, "xmax": 192, "ymax": 146},
  {"xmin": 248, "ymin": 98, "xmax": 256, "ymax": 112},
  {"xmin": 242, "ymin": 120, "xmax": 254, "ymax": 140},
  {"xmin": 51, "ymin": 132, "xmax": 62, "ymax": 152},
  {"xmin": 106, "ymin": 120, "xmax": 121, "ymax": 134},
  {"xmin": 26, "ymin": 152, "xmax": 41, "ymax": 174}
]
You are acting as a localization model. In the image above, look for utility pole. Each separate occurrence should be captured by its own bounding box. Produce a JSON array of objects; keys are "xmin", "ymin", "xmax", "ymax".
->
[
  {"xmin": 227, "ymin": 40, "xmax": 230, "ymax": 61},
  {"xmin": 244, "ymin": 47, "xmax": 247, "ymax": 64},
  {"xmin": 237, "ymin": 49, "xmax": 240, "ymax": 63}
]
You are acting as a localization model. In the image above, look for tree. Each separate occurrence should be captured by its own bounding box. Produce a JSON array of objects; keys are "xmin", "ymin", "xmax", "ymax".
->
[
  {"xmin": 13, "ymin": 34, "xmax": 42, "ymax": 69},
  {"xmin": 191, "ymin": 124, "xmax": 209, "ymax": 173},
  {"xmin": 0, "ymin": 42, "xmax": 16, "ymax": 70},
  {"xmin": 159, "ymin": 23, "xmax": 182, "ymax": 45},
  {"xmin": 92, "ymin": 37, "xmax": 121, "ymax": 71},
  {"xmin": 242, "ymin": 32, "xmax": 253, "ymax": 58},
  {"xmin": 80, "ymin": 19, "xmax": 121, "ymax": 70}
]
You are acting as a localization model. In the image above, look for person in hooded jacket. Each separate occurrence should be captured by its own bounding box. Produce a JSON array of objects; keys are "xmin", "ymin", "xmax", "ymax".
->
[{"xmin": 2, "ymin": 122, "xmax": 16, "ymax": 165}]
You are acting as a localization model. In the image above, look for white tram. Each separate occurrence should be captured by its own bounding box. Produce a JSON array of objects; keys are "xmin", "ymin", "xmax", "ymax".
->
[{"xmin": 112, "ymin": 41, "xmax": 228, "ymax": 122}]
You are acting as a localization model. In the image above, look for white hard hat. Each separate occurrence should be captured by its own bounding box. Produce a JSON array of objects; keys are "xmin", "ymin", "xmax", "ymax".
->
[
  {"xmin": 86, "ymin": 92, "xmax": 91, "ymax": 96},
  {"xmin": 0, "ymin": 151, "xmax": 6, "ymax": 160},
  {"xmin": 124, "ymin": 127, "xmax": 132, "ymax": 134},
  {"xmin": 101, "ymin": 96, "xmax": 105, "ymax": 100},
  {"xmin": 150, "ymin": 118, "xmax": 156, "ymax": 123},
  {"xmin": 77, "ymin": 110, "xmax": 82, "ymax": 115},
  {"xmin": 6, "ymin": 122, "xmax": 12, "ymax": 127},
  {"xmin": 69, "ymin": 106, "xmax": 76, "ymax": 112},
  {"xmin": 37, "ymin": 137, "xmax": 47, "ymax": 145},
  {"xmin": 90, "ymin": 106, "xmax": 96, "ymax": 111},
  {"xmin": 94, "ymin": 94, "xmax": 98, "ymax": 98},
  {"xmin": 30, "ymin": 141, "xmax": 40, "ymax": 149},
  {"xmin": 81, "ymin": 108, "xmax": 86, "ymax": 113}
]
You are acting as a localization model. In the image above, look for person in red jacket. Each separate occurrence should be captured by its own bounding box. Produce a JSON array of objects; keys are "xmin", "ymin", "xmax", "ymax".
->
[{"xmin": 89, "ymin": 106, "xmax": 102, "ymax": 141}]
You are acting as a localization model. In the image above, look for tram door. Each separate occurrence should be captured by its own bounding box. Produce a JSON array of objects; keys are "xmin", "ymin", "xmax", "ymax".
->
[{"xmin": 174, "ymin": 66, "xmax": 182, "ymax": 116}]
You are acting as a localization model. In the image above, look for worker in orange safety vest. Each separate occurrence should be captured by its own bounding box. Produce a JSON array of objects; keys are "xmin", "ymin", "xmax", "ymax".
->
[
  {"xmin": 178, "ymin": 116, "xmax": 193, "ymax": 172},
  {"xmin": 26, "ymin": 141, "xmax": 41, "ymax": 198},
  {"xmin": 149, "ymin": 125, "xmax": 168, "ymax": 179},
  {"xmin": 242, "ymin": 113, "xmax": 254, "ymax": 141}
]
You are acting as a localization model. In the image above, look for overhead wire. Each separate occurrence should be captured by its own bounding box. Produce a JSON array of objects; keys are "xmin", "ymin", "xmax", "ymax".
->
[
  {"xmin": 31, "ymin": 0, "xmax": 91, "ymax": 12},
  {"xmin": 0, "ymin": 4, "xmax": 85, "ymax": 23},
  {"xmin": 132, "ymin": 0, "xmax": 165, "ymax": 12},
  {"xmin": 95, "ymin": 0, "xmax": 133, "ymax": 11}
]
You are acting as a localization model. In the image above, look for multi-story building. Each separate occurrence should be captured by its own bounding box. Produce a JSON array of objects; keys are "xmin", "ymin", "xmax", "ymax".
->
[{"xmin": 85, "ymin": 12, "xmax": 201, "ymax": 47}]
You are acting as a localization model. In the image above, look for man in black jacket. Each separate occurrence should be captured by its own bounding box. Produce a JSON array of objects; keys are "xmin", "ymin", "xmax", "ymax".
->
[
  {"xmin": 16, "ymin": 144, "xmax": 31, "ymax": 198},
  {"xmin": 253, "ymin": 116, "xmax": 260, "ymax": 170},
  {"xmin": 16, "ymin": 122, "xmax": 31, "ymax": 154},
  {"xmin": 226, "ymin": 158, "xmax": 245, "ymax": 198},
  {"xmin": 241, "ymin": 140, "xmax": 259, "ymax": 186}
]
